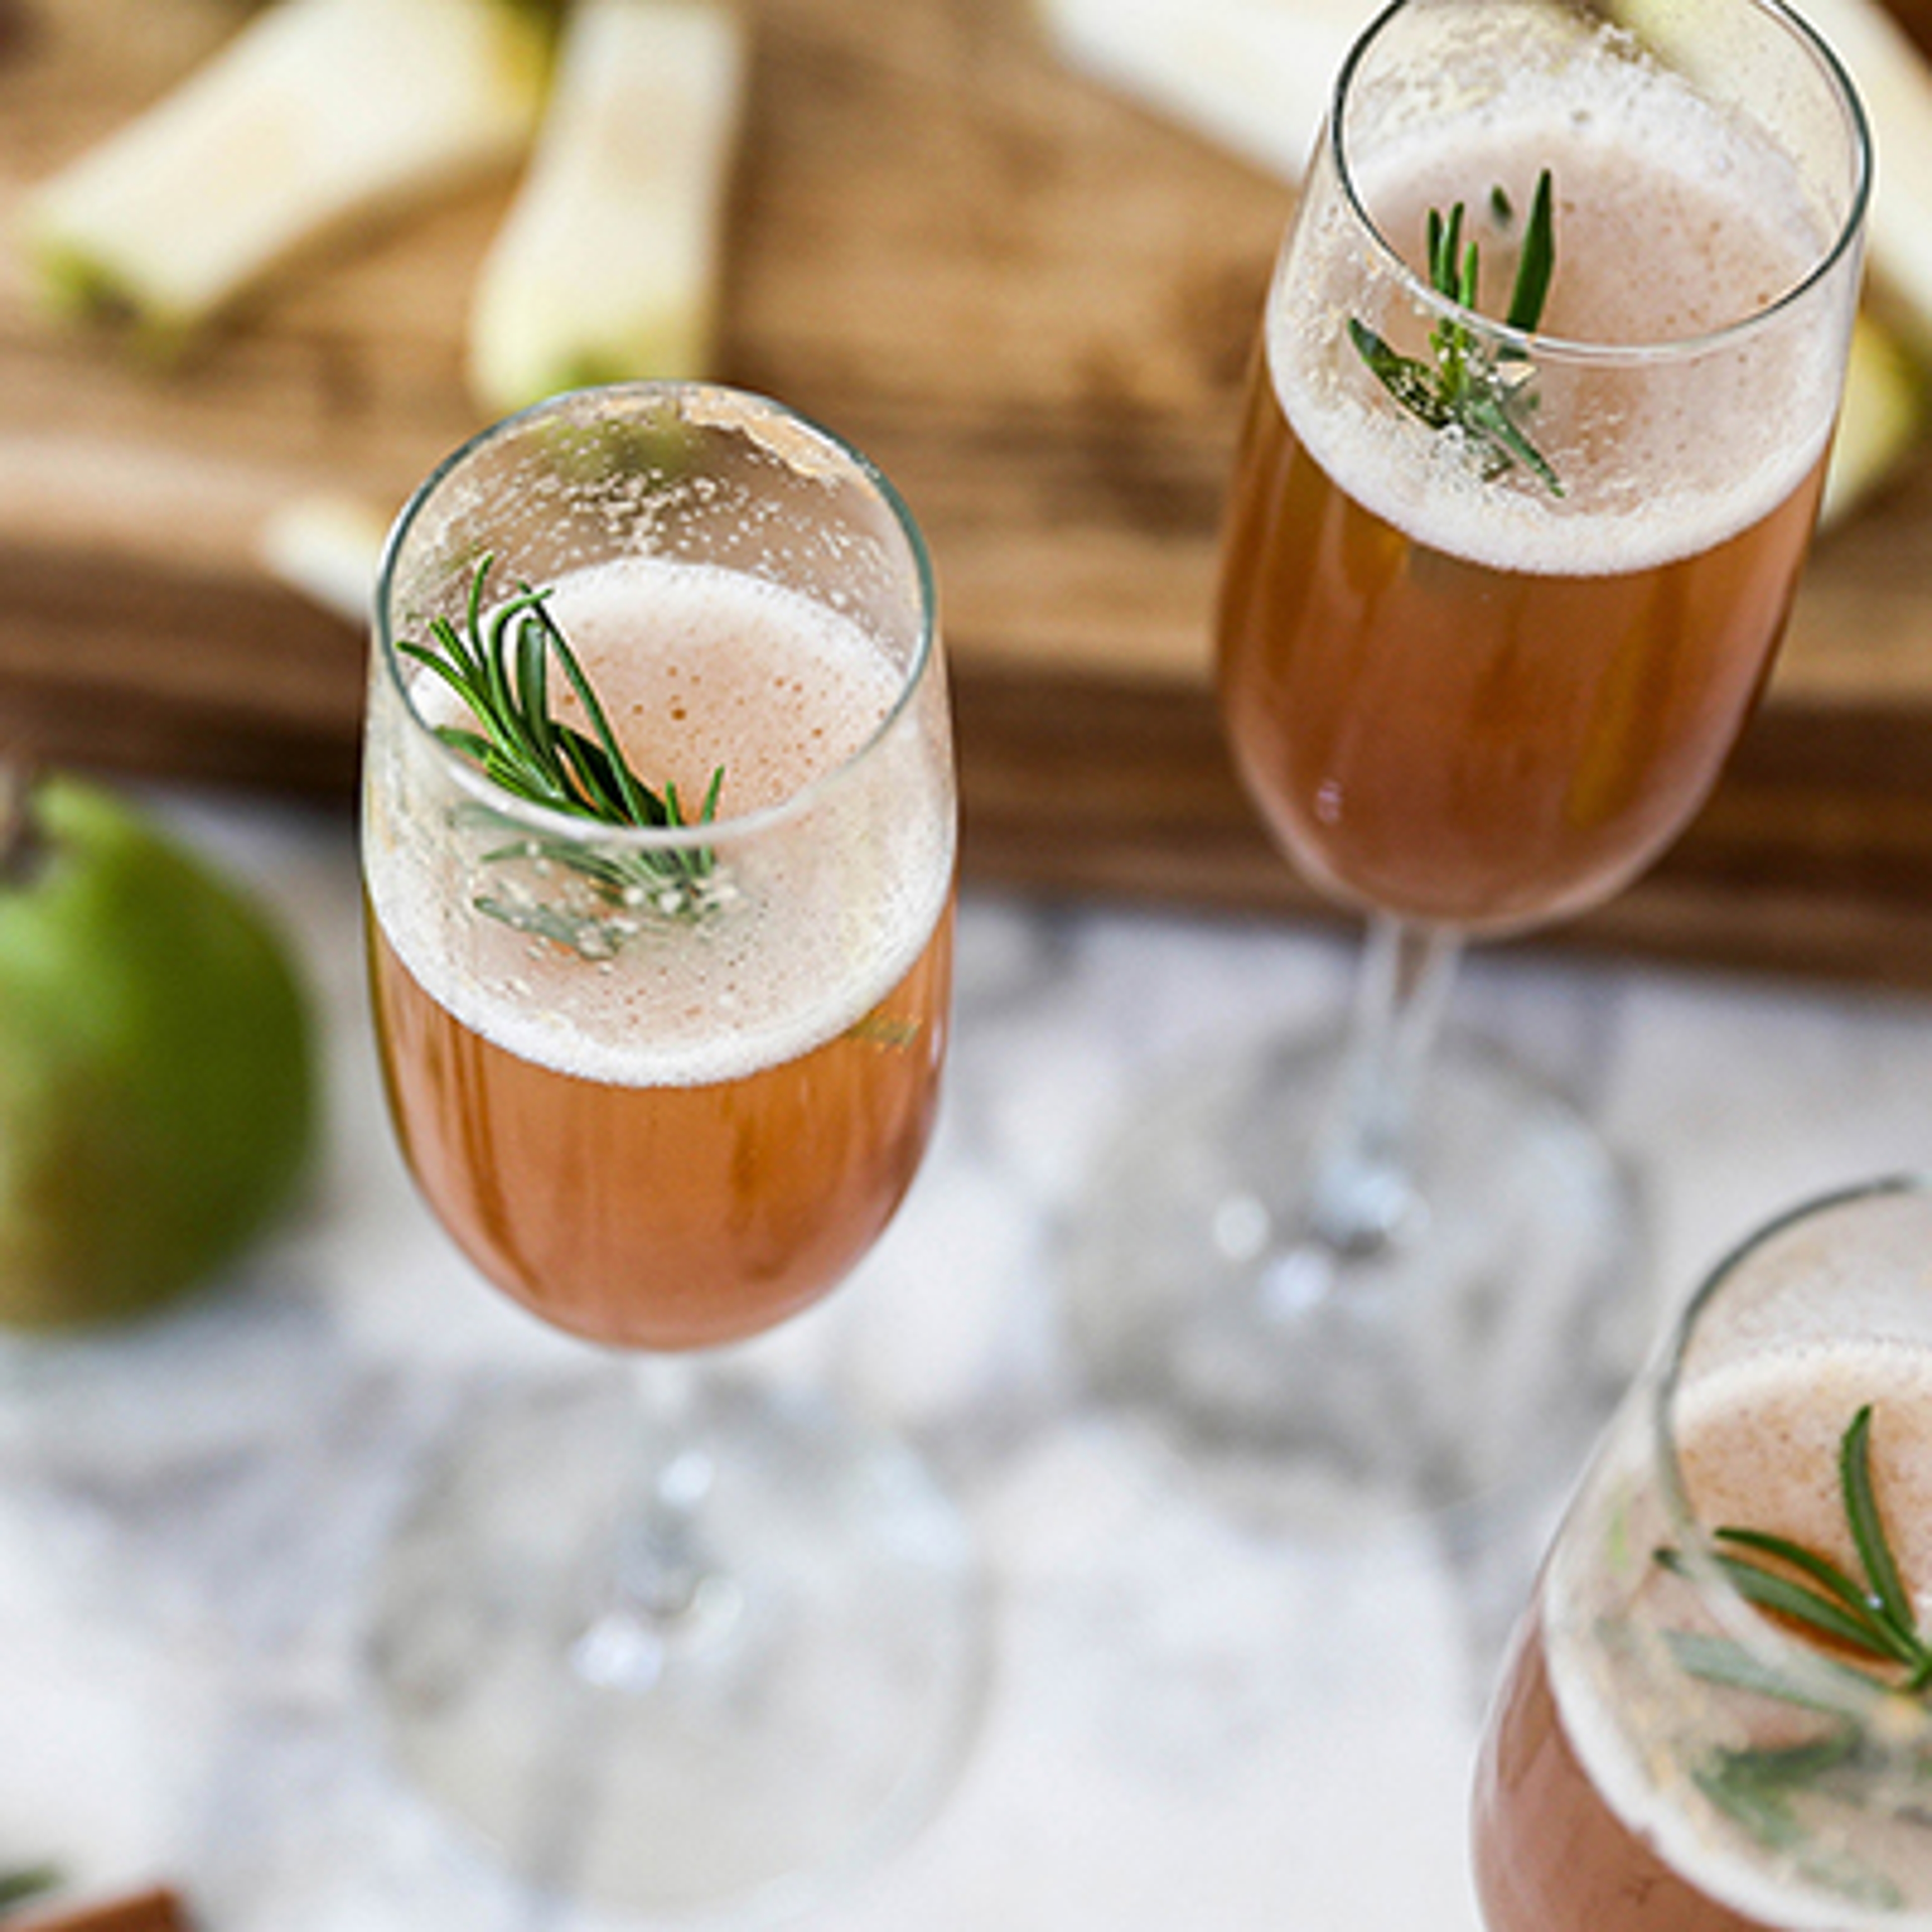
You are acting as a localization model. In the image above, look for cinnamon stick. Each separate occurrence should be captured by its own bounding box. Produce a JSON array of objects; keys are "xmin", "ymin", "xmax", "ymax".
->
[{"xmin": 11, "ymin": 1887, "xmax": 190, "ymax": 1932}]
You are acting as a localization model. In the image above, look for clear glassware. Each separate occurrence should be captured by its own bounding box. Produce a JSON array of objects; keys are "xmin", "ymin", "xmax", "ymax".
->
[
  {"xmin": 360, "ymin": 383, "xmax": 981, "ymax": 1919},
  {"xmin": 1068, "ymin": 0, "xmax": 1871, "ymax": 1531},
  {"xmin": 1473, "ymin": 1175, "xmax": 1932, "ymax": 1931}
]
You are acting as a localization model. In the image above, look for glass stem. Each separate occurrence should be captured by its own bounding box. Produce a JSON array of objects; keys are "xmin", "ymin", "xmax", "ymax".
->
[
  {"xmin": 571, "ymin": 1354, "xmax": 732, "ymax": 1692},
  {"xmin": 1303, "ymin": 911, "xmax": 1462, "ymax": 1255}
]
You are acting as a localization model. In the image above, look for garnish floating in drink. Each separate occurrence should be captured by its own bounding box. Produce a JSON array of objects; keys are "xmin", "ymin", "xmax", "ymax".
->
[
  {"xmin": 1650, "ymin": 1404, "xmax": 1929, "ymax": 1899},
  {"xmin": 1659, "ymin": 1403, "xmax": 1932, "ymax": 1697},
  {"xmin": 398, "ymin": 554, "xmax": 724, "ymax": 933},
  {"xmin": 1347, "ymin": 167, "xmax": 1562, "ymax": 495}
]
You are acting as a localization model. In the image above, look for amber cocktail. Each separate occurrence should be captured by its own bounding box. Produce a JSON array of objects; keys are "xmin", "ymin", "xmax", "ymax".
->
[{"xmin": 1072, "ymin": 0, "xmax": 1870, "ymax": 1526}]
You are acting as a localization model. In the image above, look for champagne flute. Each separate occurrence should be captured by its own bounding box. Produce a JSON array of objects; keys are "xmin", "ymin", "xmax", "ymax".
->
[
  {"xmin": 359, "ymin": 382, "xmax": 979, "ymax": 1917},
  {"xmin": 1474, "ymin": 1176, "xmax": 1932, "ymax": 1931},
  {"xmin": 1069, "ymin": 0, "xmax": 1870, "ymax": 1525}
]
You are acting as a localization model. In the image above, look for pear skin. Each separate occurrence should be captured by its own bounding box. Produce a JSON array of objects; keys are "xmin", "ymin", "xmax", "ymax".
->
[{"xmin": 0, "ymin": 777, "xmax": 315, "ymax": 1328}]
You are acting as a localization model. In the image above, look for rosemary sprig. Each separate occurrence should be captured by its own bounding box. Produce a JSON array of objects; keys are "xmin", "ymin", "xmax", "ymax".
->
[
  {"xmin": 1347, "ymin": 166, "xmax": 1562, "ymax": 496},
  {"xmin": 1647, "ymin": 1405, "xmax": 1932, "ymax": 1906},
  {"xmin": 398, "ymin": 555, "xmax": 724, "ymax": 936},
  {"xmin": 1658, "ymin": 1405, "xmax": 1932, "ymax": 1695}
]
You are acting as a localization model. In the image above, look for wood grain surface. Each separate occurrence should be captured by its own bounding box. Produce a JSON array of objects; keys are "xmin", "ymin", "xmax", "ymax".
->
[{"xmin": 4, "ymin": 0, "xmax": 1932, "ymax": 984}]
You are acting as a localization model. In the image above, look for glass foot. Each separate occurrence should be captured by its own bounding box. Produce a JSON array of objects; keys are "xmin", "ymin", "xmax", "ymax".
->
[
  {"xmin": 1065, "ymin": 1026, "xmax": 1647, "ymax": 1534},
  {"xmin": 367, "ymin": 1370, "xmax": 986, "ymax": 1922}
]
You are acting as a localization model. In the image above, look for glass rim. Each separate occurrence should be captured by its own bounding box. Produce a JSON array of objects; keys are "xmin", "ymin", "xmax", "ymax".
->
[
  {"xmin": 373, "ymin": 379, "xmax": 941, "ymax": 855},
  {"xmin": 1652, "ymin": 1171, "xmax": 1932, "ymax": 1729},
  {"xmin": 1326, "ymin": 0, "xmax": 1873, "ymax": 369}
]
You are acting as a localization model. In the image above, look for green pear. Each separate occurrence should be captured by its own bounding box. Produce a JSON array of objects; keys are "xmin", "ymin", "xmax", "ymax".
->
[{"xmin": 0, "ymin": 772, "xmax": 316, "ymax": 1329}]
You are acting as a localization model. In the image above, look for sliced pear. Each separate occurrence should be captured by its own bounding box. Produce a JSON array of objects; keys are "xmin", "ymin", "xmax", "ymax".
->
[
  {"xmin": 1785, "ymin": 0, "xmax": 1932, "ymax": 366},
  {"xmin": 1038, "ymin": 0, "xmax": 1374, "ymax": 181},
  {"xmin": 1821, "ymin": 308, "xmax": 1926, "ymax": 529},
  {"xmin": 16, "ymin": 0, "xmax": 554, "ymax": 355},
  {"xmin": 259, "ymin": 490, "xmax": 391, "ymax": 624},
  {"xmin": 466, "ymin": 0, "xmax": 747, "ymax": 416}
]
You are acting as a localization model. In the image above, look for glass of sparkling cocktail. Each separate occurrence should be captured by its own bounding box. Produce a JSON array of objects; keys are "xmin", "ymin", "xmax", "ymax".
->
[
  {"xmin": 360, "ymin": 382, "xmax": 977, "ymax": 1919},
  {"xmin": 1475, "ymin": 1176, "xmax": 1932, "ymax": 1931},
  {"xmin": 1071, "ymin": 0, "xmax": 1870, "ymax": 1525}
]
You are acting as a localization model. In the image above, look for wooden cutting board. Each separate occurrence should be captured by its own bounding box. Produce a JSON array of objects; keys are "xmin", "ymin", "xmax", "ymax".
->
[{"xmin": 4, "ymin": 0, "xmax": 1932, "ymax": 985}]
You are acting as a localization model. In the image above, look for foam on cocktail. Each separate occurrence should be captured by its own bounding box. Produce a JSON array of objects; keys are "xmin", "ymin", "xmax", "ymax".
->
[
  {"xmin": 368, "ymin": 554, "xmax": 953, "ymax": 1090},
  {"xmin": 1547, "ymin": 1338, "xmax": 1932, "ymax": 1931},
  {"xmin": 1677, "ymin": 1340, "xmax": 1932, "ymax": 1593},
  {"xmin": 1274, "ymin": 29, "xmax": 1848, "ymax": 580}
]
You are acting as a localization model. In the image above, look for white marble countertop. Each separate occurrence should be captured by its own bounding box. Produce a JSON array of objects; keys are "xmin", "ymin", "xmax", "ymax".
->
[{"xmin": 3, "ymin": 786, "xmax": 1928, "ymax": 1931}]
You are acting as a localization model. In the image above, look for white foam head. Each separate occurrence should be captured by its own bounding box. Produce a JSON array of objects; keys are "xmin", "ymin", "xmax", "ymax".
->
[
  {"xmin": 365, "ymin": 556, "xmax": 955, "ymax": 1088},
  {"xmin": 1272, "ymin": 21, "xmax": 1850, "ymax": 577}
]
